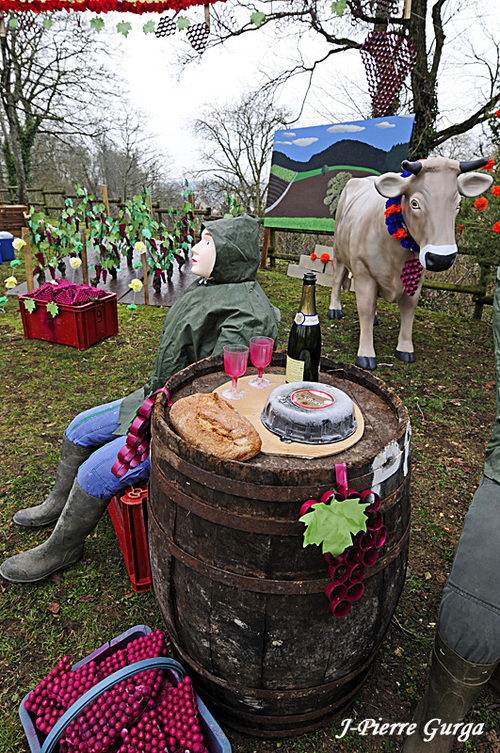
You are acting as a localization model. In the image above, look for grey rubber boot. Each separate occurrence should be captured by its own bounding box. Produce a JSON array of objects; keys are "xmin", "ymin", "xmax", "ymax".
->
[
  {"xmin": 0, "ymin": 480, "xmax": 110, "ymax": 584},
  {"xmin": 14, "ymin": 435, "xmax": 94, "ymax": 527},
  {"xmin": 403, "ymin": 631, "xmax": 498, "ymax": 752}
]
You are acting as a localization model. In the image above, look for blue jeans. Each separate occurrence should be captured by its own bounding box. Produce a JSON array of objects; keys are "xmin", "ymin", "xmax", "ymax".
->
[{"xmin": 65, "ymin": 399, "xmax": 150, "ymax": 499}]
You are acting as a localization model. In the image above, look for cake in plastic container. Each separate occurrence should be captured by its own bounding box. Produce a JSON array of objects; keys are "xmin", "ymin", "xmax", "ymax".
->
[{"xmin": 261, "ymin": 382, "xmax": 357, "ymax": 444}]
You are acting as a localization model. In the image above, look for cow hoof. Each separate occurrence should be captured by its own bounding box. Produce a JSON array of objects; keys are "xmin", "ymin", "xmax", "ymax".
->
[
  {"xmin": 355, "ymin": 356, "xmax": 377, "ymax": 370},
  {"xmin": 395, "ymin": 350, "xmax": 416, "ymax": 363},
  {"xmin": 328, "ymin": 309, "xmax": 344, "ymax": 320}
]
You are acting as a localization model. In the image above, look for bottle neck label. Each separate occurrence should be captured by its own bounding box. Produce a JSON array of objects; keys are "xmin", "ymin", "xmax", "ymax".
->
[{"xmin": 294, "ymin": 312, "xmax": 319, "ymax": 326}]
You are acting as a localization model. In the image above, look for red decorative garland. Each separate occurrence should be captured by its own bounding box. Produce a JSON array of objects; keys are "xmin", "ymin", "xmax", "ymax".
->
[
  {"xmin": 300, "ymin": 464, "xmax": 386, "ymax": 619},
  {"xmin": 0, "ymin": 0, "xmax": 222, "ymax": 14},
  {"xmin": 111, "ymin": 387, "xmax": 171, "ymax": 479}
]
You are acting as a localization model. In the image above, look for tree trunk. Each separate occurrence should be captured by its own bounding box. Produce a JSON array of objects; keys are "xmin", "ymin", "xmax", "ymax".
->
[
  {"xmin": 408, "ymin": 0, "xmax": 440, "ymax": 158},
  {"xmin": 0, "ymin": 35, "xmax": 28, "ymax": 204}
]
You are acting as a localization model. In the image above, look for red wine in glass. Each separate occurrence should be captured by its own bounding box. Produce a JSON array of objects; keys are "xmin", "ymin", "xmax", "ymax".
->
[
  {"xmin": 222, "ymin": 344, "xmax": 249, "ymax": 399},
  {"xmin": 249, "ymin": 336, "xmax": 274, "ymax": 388}
]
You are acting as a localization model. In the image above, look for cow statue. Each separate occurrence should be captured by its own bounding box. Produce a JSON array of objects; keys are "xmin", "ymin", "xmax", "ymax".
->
[{"xmin": 328, "ymin": 157, "xmax": 493, "ymax": 369}]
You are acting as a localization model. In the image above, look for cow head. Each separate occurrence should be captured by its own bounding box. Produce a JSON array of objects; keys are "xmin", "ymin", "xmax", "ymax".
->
[{"xmin": 374, "ymin": 157, "xmax": 493, "ymax": 272}]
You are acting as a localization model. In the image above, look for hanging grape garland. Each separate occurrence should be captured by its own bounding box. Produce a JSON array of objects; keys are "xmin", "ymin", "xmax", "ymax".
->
[
  {"xmin": 360, "ymin": 30, "xmax": 416, "ymax": 117},
  {"xmin": 299, "ymin": 464, "xmax": 387, "ymax": 619},
  {"xmin": 0, "ymin": 0, "xmax": 218, "ymax": 13}
]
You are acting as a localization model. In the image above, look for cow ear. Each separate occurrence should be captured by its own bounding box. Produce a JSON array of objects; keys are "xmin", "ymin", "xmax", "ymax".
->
[
  {"xmin": 374, "ymin": 172, "xmax": 408, "ymax": 198},
  {"xmin": 457, "ymin": 172, "xmax": 493, "ymax": 198}
]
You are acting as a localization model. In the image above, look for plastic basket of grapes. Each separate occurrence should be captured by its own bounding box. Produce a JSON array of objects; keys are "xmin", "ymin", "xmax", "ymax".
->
[{"xmin": 19, "ymin": 624, "xmax": 232, "ymax": 753}]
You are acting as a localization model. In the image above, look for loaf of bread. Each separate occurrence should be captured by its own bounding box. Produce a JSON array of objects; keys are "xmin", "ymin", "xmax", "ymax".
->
[{"xmin": 169, "ymin": 392, "xmax": 262, "ymax": 461}]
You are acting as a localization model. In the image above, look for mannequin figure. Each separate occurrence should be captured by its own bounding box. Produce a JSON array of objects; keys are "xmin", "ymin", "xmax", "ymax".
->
[{"xmin": 1, "ymin": 214, "xmax": 280, "ymax": 584}]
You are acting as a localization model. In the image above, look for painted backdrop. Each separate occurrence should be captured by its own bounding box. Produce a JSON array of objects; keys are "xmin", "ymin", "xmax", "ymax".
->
[{"xmin": 264, "ymin": 115, "xmax": 415, "ymax": 233}]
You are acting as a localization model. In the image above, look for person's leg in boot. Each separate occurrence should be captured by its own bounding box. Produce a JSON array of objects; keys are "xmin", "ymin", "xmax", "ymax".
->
[
  {"xmin": 0, "ymin": 437, "xmax": 150, "ymax": 583},
  {"xmin": 13, "ymin": 398, "xmax": 124, "ymax": 527},
  {"xmin": 403, "ymin": 476, "xmax": 500, "ymax": 752}
]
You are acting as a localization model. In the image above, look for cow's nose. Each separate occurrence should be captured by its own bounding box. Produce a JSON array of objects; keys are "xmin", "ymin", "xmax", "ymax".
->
[
  {"xmin": 425, "ymin": 252, "xmax": 457, "ymax": 272},
  {"xmin": 419, "ymin": 244, "xmax": 458, "ymax": 272}
]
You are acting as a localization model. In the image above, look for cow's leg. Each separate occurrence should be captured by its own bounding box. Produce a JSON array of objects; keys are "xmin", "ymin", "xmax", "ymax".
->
[
  {"xmin": 395, "ymin": 291, "xmax": 419, "ymax": 363},
  {"xmin": 354, "ymin": 276, "xmax": 378, "ymax": 370},
  {"xmin": 328, "ymin": 259, "xmax": 347, "ymax": 320}
]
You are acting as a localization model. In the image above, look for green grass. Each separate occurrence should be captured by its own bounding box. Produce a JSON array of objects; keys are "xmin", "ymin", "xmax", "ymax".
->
[{"xmin": 0, "ymin": 259, "xmax": 499, "ymax": 752}]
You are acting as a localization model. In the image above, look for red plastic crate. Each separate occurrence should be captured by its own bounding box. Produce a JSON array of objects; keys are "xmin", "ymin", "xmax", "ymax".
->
[
  {"xmin": 18, "ymin": 291, "xmax": 118, "ymax": 350},
  {"xmin": 108, "ymin": 482, "xmax": 152, "ymax": 592}
]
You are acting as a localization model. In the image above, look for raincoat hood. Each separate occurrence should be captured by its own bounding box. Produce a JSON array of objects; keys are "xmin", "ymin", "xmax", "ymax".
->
[
  {"xmin": 115, "ymin": 212, "xmax": 281, "ymax": 435},
  {"xmin": 204, "ymin": 214, "xmax": 260, "ymax": 284}
]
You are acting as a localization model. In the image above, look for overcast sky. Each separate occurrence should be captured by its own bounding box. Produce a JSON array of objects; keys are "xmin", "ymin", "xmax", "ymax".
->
[{"xmin": 103, "ymin": 0, "xmax": 499, "ymax": 179}]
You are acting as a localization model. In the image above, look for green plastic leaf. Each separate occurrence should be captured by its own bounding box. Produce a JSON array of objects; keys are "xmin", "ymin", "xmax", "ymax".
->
[
  {"xmin": 42, "ymin": 17, "xmax": 53, "ymax": 30},
  {"xmin": 300, "ymin": 497, "xmax": 368, "ymax": 557},
  {"xmin": 10, "ymin": 259, "xmax": 21, "ymax": 268},
  {"xmin": 24, "ymin": 299, "xmax": 37, "ymax": 314},
  {"xmin": 0, "ymin": 295, "xmax": 8, "ymax": 306},
  {"xmin": 143, "ymin": 20, "xmax": 156, "ymax": 34},
  {"xmin": 177, "ymin": 16, "xmax": 190, "ymax": 30},
  {"xmin": 46, "ymin": 301, "xmax": 59, "ymax": 318},
  {"xmin": 117, "ymin": 21, "xmax": 132, "ymax": 37},
  {"xmin": 8, "ymin": 17, "xmax": 18, "ymax": 29},
  {"xmin": 250, "ymin": 11, "xmax": 266, "ymax": 27},
  {"xmin": 90, "ymin": 17, "xmax": 105, "ymax": 32},
  {"xmin": 331, "ymin": 0, "xmax": 347, "ymax": 16},
  {"xmin": 127, "ymin": 303, "xmax": 138, "ymax": 311}
]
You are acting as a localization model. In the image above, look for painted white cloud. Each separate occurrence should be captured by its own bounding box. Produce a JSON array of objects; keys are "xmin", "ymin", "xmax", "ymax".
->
[
  {"xmin": 293, "ymin": 137, "xmax": 319, "ymax": 147},
  {"xmin": 375, "ymin": 121, "xmax": 396, "ymax": 129},
  {"xmin": 326, "ymin": 124, "xmax": 365, "ymax": 133},
  {"xmin": 275, "ymin": 140, "xmax": 293, "ymax": 145},
  {"xmin": 281, "ymin": 132, "xmax": 296, "ymax": 137}
]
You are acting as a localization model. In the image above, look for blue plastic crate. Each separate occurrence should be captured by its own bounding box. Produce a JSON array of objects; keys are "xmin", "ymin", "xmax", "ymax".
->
[
  {"xmin": 0, "ymin": 231, "xmax": 15, "ymax": 262},
  {"xmin": 19, "ymin": 624, "xmax": 232, "ymax": 753}
]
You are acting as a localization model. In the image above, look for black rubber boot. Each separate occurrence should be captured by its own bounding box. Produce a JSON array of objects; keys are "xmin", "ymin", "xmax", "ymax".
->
[
  {"xmin": 14, "ymin": 435, "xmax": 94, "ymax": 527},
  {"xmin": 402, "ymin": 632, "xmax": 498, "ymax": 752},
  {"xmin": 0, "ymin": 480, "xmax": 110, "ymax": 583}
]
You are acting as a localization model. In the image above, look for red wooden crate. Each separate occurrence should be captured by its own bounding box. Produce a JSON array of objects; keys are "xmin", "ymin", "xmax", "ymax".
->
[
  {"xmin": 108, "ymin": 483, "xmax": 152, "ymax": 592},
  {"xmin": 18, "ymin": 291, "xmax": 118, "ymax": 350}
]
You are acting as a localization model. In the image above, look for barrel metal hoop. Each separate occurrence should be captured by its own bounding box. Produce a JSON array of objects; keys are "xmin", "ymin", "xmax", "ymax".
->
[
  {"xmin": 152, "ymin": 446, "xmax": 320, "ymax": 502},
  {"xmin": 195, "ymin": 677, "xmax": 363, "ymax": 735},
  {"xmin": 151, "ymin": 440, "xmax": 409, "ymax": 504},
  {"xmin": 170, "ymin": 633, "xmax": 376, "ymax": 701},
  {"xmin": 162, "ymin": 518, "xmax": 410, "ymax": 594},
  {"xmin": 152, "ymin": 464, "xmax": 409, "ymax": 535}
]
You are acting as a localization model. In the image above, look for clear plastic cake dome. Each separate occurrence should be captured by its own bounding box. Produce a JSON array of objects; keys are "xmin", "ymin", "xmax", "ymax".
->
[{"xmin": 260, "ymin": 381, "xmax": 357, "ymax": 444}]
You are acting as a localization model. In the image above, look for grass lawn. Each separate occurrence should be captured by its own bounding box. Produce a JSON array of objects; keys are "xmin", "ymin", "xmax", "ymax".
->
[{"xmin": 0, "ymin": 259, "xmax": 498, "ymax": 752}]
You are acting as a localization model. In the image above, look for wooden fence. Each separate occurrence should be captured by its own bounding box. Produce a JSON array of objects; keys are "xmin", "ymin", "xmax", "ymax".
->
[
  {"xmin": 263, "ymin": 227, "xmax": 496, "ymax": 321},
  {"xmin": 1, "ymin": 186, "xmax": 495, "ymax": 320},
  {"xmin": 0, "ymin": 185, "xmax": 215, "ymax": 228}
]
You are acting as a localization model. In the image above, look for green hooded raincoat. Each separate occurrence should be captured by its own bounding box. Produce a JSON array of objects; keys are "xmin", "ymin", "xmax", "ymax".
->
[{"xmin": 115, "ymin": 214, "xmax": 281, "ymax": 435}]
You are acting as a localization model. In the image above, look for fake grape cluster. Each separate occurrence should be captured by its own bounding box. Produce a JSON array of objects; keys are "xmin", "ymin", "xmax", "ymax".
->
[
  {"xmin": 323, "ymin": 492, "xmax": 387, "ymax": 618},
  {"xmin": 23, "ymin": 630, "xmax": 209, "ymax": 753}
]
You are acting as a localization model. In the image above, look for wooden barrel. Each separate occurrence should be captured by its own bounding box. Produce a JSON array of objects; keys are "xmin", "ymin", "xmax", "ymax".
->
[{"xmin": 149, "ymin": 353, "xmax": 411, "ymax": 737}]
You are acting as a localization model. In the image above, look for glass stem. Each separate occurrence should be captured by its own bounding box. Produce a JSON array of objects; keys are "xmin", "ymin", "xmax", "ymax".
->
[
  {"xmin": 232, "ymin": 377, "xmax": 238, "ymax": 393},
  {"xmin": 258, "ymin": 368, "xmax": 264, "ymax": 383}
]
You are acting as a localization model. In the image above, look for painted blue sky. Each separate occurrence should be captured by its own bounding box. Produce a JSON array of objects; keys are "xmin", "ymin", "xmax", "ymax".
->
[{"xmin": 273, "ymin": 115, "xmax": 415, "ymax": 164}]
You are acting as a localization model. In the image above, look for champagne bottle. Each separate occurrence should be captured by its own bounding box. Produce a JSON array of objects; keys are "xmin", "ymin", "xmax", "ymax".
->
[{"xmin": 286, "ymin": 272, "xmax": 321, "ymax": 382}]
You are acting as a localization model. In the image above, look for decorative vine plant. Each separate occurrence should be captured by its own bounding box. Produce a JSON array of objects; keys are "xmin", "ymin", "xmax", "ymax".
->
[{"xmin": 27, "ymin": 183, "xmax": 198, "ymax": 293}]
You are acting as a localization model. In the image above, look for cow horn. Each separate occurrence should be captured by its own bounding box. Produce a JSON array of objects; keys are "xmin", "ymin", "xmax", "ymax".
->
[
  {"xmin": 459, "ymin": 158, "xmax": 488, "ymax": 173},
  {"xmin": 401, "ymin": 160, "xmax": 422, "ymax": 175}
]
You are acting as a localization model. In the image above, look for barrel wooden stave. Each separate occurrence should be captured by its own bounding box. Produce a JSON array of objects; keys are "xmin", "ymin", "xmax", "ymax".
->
[{"xmin": 148, "ymin": 354, "xmax": 411, "ymax": 736}]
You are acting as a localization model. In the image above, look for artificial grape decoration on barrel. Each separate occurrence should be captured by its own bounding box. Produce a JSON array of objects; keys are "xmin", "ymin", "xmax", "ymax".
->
[
  {"xmin": 23, "ymin": 629, "xmax": 210, "ymax": 753},
  {"xmin": 300, "ymin": 488, "xmax": 386, "ymax": 618}
]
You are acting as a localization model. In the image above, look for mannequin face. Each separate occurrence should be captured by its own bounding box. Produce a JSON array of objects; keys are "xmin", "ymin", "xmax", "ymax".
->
[{"xmin": 191, "ymin": 229, "xmax": 216, "ymax": 278}]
